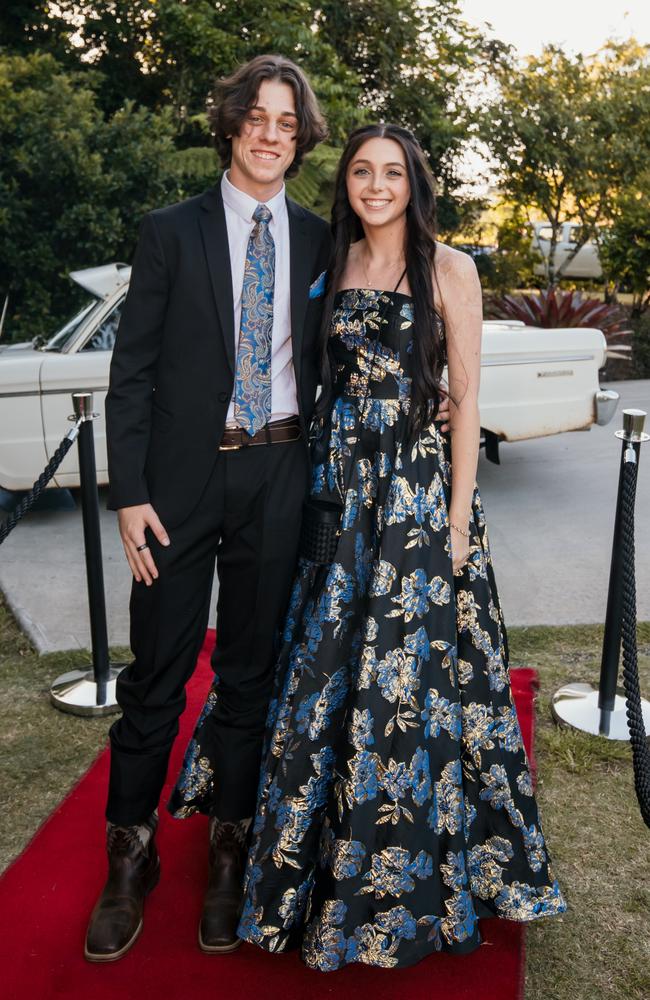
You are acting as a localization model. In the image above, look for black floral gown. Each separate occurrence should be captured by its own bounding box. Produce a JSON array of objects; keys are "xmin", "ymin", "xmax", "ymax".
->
[{"xmin": 168, "ymin": 287, "xmax": 567, "ymax": 971}]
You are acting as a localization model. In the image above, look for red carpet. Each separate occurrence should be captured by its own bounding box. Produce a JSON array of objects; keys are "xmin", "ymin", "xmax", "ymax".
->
[{"xmin": 0, "ymin": 631, "xmax": 539, "ymax": 1000}]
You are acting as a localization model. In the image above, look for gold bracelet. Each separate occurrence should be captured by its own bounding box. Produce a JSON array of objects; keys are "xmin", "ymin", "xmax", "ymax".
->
[{"xmin": 450, "ymin": 522, "xmax": 470, "ymax": 538}]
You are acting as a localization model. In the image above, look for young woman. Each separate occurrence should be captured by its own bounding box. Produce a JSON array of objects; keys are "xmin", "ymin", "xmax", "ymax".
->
[{"xmin": 173, "ymin": 123, "xmax": 567, "ymax": 969}]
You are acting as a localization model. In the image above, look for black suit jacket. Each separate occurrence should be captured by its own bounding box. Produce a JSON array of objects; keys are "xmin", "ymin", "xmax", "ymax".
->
[{"xmin": 105, "ymin": 183, "xmax": 332, "ymax": 528}]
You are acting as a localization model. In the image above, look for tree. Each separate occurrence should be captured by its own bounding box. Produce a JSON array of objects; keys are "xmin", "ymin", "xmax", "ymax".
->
[
  {"xmin": 0, "ymin": 52, "xmax": 197, "ymax": 340},
  {"xmin": 0, "ymin": 1, "xmax": 362, "ymax": 146},
  {"xmin": 599, "ymin": 171, "xmax": 650, "ymax": 316},
  {"xmin": 0, "ymin": 3, "xmax": 67, "ymax": 56},
  {"xmin": 0, "ymin": 3, "xmax": 502, "ymax": 338},
  {"xmin": 314, "ymin": 0, "xmax": 492, "ymax": 205},
  {"xmin": 481, "ymin": 41, "xmax": 650, "ymax": 286},
  {"xmin": 6, "ymin": 1, "xmax": 496, "ymax": 224}
]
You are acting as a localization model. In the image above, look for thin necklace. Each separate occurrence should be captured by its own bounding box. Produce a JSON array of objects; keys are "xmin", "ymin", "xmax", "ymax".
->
[{"xmin": 361, "ymin": 246, "xmax": 405, "ymax": 290}]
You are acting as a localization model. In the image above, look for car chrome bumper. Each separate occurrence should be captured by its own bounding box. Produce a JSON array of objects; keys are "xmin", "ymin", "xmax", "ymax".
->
[{"xmin": 595, "ymin": 388, "xmax": 620, "ymax": 426}]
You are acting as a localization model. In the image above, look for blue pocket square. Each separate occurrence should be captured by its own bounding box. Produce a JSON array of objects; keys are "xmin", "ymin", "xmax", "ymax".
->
[{"xmin": 309, "ymin": 270, "xmax": 327, "ymax": 299}]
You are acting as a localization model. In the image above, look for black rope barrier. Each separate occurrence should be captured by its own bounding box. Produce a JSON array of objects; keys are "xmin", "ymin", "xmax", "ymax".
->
[
  {"xmin": 619, "ymin": 451, "xmax": 650, "ymax": 828},
  {"xmin": 0, "ymin": 422, "xmax": 81, "ymax": 545},
  {"xmin": 0, "ymin": 396, "xmax": 126, "ymax": 713},
  {"xmin": 44, "ymin": 392, "xmax": 128, "ymax": 715}
]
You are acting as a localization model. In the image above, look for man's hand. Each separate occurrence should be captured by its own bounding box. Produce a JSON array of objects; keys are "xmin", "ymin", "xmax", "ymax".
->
[
  {"xmin": 437, "ymin": 387, "xmax": 451, "ymax": 433},
  {"xmin": 117, "ymin": 503, "xmax": 170, "ymax": 585}
]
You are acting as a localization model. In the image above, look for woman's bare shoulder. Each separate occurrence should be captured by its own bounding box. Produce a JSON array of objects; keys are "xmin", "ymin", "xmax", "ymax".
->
[
  {"xmin": 433, "ymin": 241, "xmax": 480, "ymax": 305},
  {"xmin": 433, "ymin": 241, "xmax": 479, "ymax": 281}
]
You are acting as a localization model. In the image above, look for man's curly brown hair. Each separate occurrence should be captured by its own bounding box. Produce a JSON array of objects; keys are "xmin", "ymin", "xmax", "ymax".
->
[{"xmin": 208, "ymin": 54, "xmax": 328, "ymax": 179}]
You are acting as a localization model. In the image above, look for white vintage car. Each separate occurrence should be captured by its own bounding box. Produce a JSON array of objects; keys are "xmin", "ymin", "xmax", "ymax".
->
[
  {"xmin": 0, "ymin": 264, "xmax": 619, "ymax": 492},
  {"xmin": 531, "ymin": 221, "xmax": 603, "ymax": 280}
]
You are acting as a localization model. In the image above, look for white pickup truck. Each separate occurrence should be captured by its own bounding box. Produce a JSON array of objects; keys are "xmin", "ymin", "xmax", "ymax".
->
[
  {"xmin": 531, "ymin": 221, "xmax": 603, "ymax": 280},
  {"xmin": 0, "ymin": 264, "xmax": 619, "ymax": 491}
]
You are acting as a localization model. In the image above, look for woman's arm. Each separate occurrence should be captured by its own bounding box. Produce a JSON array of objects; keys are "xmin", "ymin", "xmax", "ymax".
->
[{"xmin": 434, "ymin": 249, "xmax": 483, "ymax": 554}]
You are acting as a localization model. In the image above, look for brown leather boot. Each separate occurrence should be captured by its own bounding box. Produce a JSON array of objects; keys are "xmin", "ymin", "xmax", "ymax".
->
[
  {"xmin": 84, "ymin": 812, "xmax": 160, "ymax": 962},
  {"xmin": 198, "ymin": 815, "xmax": 251, "ymax": 953}
]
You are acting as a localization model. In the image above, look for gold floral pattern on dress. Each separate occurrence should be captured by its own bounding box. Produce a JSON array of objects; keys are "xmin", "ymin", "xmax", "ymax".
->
[{"xmin": 168, "ymin": 287, "xmax": 567, "ymax": 970}]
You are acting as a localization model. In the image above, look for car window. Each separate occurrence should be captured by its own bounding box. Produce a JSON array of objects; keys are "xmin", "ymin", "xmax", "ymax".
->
[
  {"xmin": 82, "ymin": 297, "xmax": 124, "ymax": 351},
  {"xmin": 45, "ymin": 298, "xmax": 100, "ymax": 351},
  {"xmin": 567, "ymin": 224, "xmax": 587, "ymax": 245}
]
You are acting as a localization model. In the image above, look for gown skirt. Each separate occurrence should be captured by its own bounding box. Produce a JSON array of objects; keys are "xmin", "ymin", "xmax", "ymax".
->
[{"xmin": 168, "ymin": 287, "xmax": 568, "ymax": 971}]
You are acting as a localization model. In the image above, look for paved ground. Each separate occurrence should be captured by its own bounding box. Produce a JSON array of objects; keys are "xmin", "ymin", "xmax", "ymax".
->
[{"xmin": 1, "ymin": 379, "xmax": 648, "ymax": 654}]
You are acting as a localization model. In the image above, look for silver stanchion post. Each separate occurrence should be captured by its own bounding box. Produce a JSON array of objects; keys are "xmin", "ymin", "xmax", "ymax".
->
[
  {"xmin": 50, "ymin": 392, "xmax": 127, "ymax": 716},
  {"xmin": 551, "ymin": 408, "xmax": 650, "ymax": 739}
]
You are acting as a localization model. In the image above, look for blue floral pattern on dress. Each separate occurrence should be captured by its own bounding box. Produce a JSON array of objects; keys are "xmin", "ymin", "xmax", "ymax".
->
[{"xmin": 168, "ymin": 287, "xmax": 567, "ymax": 969}]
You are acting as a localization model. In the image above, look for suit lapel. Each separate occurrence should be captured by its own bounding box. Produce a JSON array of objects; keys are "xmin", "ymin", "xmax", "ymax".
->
[
  {"xmin": 287, "ymin": 197, "xmax": 315, "ymax": 390},
  {"xmin": 199, "ymin": 187, "xmax": 317, "ymax": 383},
  {"xmin": 199, "ymin": 184, "xmax": 236, "ymax": 375}
]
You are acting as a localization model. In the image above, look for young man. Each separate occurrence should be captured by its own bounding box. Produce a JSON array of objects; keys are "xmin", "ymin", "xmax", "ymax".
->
[
  {"xmin": 84, "ymin": 54, "xmax": 330, "ymax": 962},
  {"xmin": 85, "ymin": 53, "xmax": 451, "ymax": 962}
]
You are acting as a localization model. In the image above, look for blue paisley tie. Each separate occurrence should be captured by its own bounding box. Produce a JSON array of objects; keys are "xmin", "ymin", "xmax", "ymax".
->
[{"xmin": 234, "ymin": 203, "xmax": 275, "ymax": 436}]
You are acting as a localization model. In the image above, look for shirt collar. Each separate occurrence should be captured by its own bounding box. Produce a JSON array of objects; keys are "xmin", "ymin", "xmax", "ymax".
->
[{"xmin": 221, "ymin": 169, "xmax": 286, "ymax": 224}]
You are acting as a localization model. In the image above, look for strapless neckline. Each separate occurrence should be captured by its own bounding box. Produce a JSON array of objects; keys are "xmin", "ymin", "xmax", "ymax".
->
[{"xmin": 334, "ymin": 287, "xmax": 413, "ymax": 300}]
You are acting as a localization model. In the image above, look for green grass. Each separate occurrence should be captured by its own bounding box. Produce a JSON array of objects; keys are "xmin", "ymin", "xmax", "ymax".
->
[
  {"xmin": 0, "ymin": 594, "xmax": 131, "ymax": 869},
  {"xmin": 507, "ymin": 624, "xmax": 650, "ymax": 1000},
  {"xmin": 1, "ymin": 596, "xmax": 649, "ymax": 998}
]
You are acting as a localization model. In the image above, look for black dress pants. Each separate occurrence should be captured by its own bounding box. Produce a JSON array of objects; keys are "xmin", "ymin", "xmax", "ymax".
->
[{"xmin": 106, "ymin": 437, "xmax": 309, "ymax": 826}]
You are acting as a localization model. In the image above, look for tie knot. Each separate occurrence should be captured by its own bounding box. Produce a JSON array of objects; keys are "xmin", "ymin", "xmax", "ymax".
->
[{"xmin": 253, "ymin": 204, "xmax": 272, "ymax": 225}]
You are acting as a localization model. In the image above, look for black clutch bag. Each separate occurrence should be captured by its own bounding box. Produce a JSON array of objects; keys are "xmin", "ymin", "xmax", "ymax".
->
[
  {"xmin": 299, "ymin": 497, "xmax": 343, "ymax": 565},
  {"xmin": 299, "ymin": 410, "xmax": 344, "ymax": 565}
]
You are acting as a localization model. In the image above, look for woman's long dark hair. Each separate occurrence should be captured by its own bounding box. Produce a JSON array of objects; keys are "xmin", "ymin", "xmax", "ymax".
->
[{"xmin": 316, "ymin": 123, "xmax": 448, "ymax": 439}]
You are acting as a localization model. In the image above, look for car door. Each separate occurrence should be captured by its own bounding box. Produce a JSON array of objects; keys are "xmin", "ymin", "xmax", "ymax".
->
[
  {"xmin": 533, "ymin": 223, "xmax": 570, "ymax": 277},
  {"xmin": 0, "ymin": 347, "xmax": 48, "ymax": 492},
  {"xmin": 39, "ymin": 295, "xmax": 124, "ymax": 488},
  {"xmin": 565, "ymin": 224, "xmax": 602, "ymax": 279}
]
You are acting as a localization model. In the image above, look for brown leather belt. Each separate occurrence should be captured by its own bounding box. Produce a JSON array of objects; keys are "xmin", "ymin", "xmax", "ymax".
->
[{"xmin": 219, "ymin": 415, "xmax": 302, "ymax": 451}]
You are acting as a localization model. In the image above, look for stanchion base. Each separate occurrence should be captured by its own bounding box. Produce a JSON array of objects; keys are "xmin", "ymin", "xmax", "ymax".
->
[
  {"xmin": 50, "ymin": 664, "xmax": 127, "ymax": 717},
  {"xmin": 551, "ymin": 682, "xmax": 650, "ymax": 741}
]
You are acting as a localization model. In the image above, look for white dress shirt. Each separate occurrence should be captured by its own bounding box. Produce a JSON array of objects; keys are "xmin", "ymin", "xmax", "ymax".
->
[{"xmin": 221, "ymin": 169, "xmax": 297, "ymax": 426}]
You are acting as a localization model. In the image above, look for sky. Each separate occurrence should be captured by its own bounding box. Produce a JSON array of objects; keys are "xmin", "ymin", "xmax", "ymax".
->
[{"xmin": 459, "ymin": 0, "xmax": 650, "ymax": 57}]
